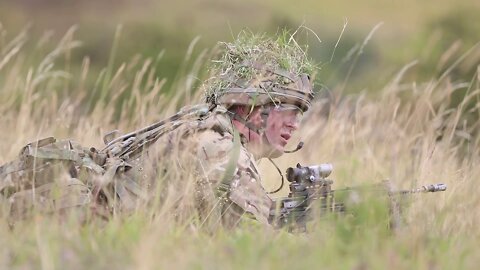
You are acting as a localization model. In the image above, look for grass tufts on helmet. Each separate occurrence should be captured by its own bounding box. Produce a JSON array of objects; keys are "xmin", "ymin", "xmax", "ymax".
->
[{"xmin": 203, "ymin": 30, "xmax": 318, "ymax": 109}]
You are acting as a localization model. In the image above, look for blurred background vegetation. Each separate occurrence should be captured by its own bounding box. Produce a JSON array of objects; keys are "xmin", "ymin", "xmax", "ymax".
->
[
  {"xmin": 1, "ymin": 2, "xmax": 479, "ymax": 268},
  {"xmin": 0, "ymin": 0, "xmax": 479, "ymax": 138},
  {"xmin": 1, "ymin": 0, "xmax": 479, "ymax": 95}
]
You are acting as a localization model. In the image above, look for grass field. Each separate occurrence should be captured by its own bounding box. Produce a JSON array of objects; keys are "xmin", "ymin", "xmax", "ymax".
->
[{"xmin": 1, "ymin": 6, "xmax": 480, "ymax": 269}]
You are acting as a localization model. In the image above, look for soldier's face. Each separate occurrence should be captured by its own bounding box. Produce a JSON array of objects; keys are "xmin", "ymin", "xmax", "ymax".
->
[
  {"xmin": 233, "ymin": 104, "xmax": 302, "ymax": 158},
  {"xmin": 264, "ymin": 105, "xmax": 302, "ymax": 154}
]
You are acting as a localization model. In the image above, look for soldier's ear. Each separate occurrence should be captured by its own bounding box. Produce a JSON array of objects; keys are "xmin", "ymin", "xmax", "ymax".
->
[
  {"xmin": 229, "ymin": 105, "xmax": 242, "ymax": 115},
  {"xmin": 234, "ymin": 105, "xmax": 251, "ymax": 117}
]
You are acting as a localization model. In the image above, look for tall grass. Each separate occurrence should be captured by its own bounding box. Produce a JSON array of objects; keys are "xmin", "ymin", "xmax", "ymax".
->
[{"xmin": 0, "ymin": 28, "xmax": 479, "ymax": 269}]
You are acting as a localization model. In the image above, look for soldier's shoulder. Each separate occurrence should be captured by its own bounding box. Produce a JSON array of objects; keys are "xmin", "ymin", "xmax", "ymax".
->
[
  {"xmin": 196, "ymin": 128, "xmax": 234, "ymax": 161},
  {"xmin": 195, "ymin": 108, "xmax": 235, "ymax": 150},
  {"xmin": 198, "ymin": 107, "xmax": 233, "ymax": 133},
  {"xmin": 196, "ymin": 129, "xmax": 256, "ymax": 173}
]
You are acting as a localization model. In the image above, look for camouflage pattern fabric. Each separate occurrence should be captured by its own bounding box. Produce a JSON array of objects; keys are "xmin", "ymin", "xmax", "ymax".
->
[
  {"xmin": 0, "ymin": 137, "xmax": 99, "ymax": 222},
  {"xmin": 214, "ymin": 65, "xmax": 314, "ymax": 112},
  {"xmin": 0, "ymin": 105, "xmax": 273, "ymax": 228},
  {"xmin": 185, "ymin": 106, "xmax": 272, "ymax": 227},
  {"xmin": 113, "ymin": 105, "xmax": 273, "ymax": 228}
]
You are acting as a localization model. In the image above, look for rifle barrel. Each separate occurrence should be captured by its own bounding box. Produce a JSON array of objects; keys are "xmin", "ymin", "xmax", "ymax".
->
[
  {"xmin": 417, "ymin": 183, "xmax": 447, "ymax": 193},
  {"xmin": 395, "ymin": 183, "xmax": 447, "ymax": 194}
]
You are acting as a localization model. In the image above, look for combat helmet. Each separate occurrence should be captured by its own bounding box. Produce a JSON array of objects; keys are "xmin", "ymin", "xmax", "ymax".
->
[{"xmin": 204, "ymin": 31, "xmax": 316, "ymax": 112}]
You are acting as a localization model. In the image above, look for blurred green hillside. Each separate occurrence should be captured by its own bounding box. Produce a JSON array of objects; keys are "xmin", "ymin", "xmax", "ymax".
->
[{"xmin": 1, "ymin": 0, "xmax": 479, "ymax": 95}]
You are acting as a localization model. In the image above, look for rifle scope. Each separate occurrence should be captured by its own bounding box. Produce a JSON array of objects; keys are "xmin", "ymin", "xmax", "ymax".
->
[{"xmin": 286, "ymin": 163, "xmax": 333, "ymax": 183}]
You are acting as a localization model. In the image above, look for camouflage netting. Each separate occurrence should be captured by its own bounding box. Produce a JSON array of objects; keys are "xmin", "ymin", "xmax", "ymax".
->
[{"xmin": 203, "ymin": 30, "xmax": 318, "ymax": 105}]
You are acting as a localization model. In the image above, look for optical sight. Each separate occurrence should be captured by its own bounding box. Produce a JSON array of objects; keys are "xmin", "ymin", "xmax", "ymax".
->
[{"xmin": 286, "ymin": 163, "xmax": 333, "ymax": 183}]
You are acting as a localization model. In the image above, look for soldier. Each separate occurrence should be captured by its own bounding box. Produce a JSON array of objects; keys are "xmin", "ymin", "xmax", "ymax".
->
[
  {"xmin": 0, "ymin": 32, "xmax": 316, "ymax": 229},
  {"xmin": 120, "ymin": 32, "xmax": 316, "ymax": 229}
]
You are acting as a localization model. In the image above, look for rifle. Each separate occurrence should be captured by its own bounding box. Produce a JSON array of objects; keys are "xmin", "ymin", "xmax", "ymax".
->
[{"xmin": 269, "ymin": 163, "xmax": 447, "ymax": 232}]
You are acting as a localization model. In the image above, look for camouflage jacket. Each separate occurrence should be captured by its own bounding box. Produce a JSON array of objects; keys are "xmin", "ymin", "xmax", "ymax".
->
[
  {"xmin": 183, "ymin": 105, "xmax": 273, "ymax": 226},
  {"xmin": 116, "ymin": 105, "xmax": 273, "ymax": 227},
  {"xmin": 0, "ymin": 105, "xmax": 273, "ymax": 228}
]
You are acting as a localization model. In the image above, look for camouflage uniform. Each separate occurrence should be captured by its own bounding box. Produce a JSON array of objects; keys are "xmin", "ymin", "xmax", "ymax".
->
[
  {"xmin": 174, "ymin": 105, "xmax": 273, "ymax": 226},
  {"xmin": 0, "ymin": 106, "xmax": 272, "ymax": 227},
  {"xmin": 0, "ymin": 138, "xmax": 96, "ymax": 221},
  {"xmin": 0, "ymin": 32, "xmax": 315, "ymax": 229},
  {"xmin": 113, "ymin": 105, "xmax": 273, "ymax": 228}
]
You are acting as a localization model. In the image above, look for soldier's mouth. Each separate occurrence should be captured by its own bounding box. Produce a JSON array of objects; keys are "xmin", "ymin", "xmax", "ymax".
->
[{"xmin": 280, "ymin": 134, "xmax": 291, "ymax": 141}]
